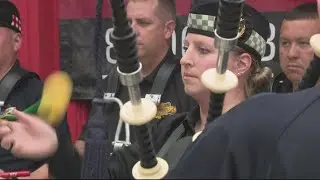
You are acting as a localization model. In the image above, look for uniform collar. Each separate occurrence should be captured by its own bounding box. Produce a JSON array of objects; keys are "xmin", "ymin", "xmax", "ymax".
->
[
  {"xmin": 185, "ymin": 105, "xmax": 200, "ymax": 134},
  {"xmin": 143, "ymin": 49, "xmax": 175, "ymax": 83},
  {"xmin": 185, "ymin": 103, "xmax": 242, "ymax": 134},
  {"xmin": 272, "ymin": 72, "xmax": 293, "ymax": 93}
]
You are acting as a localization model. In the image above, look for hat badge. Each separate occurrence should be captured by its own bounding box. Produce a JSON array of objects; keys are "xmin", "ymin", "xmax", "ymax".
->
[{"xmin": 238, "ymin": 18, "xmax": 246, "ymax": 37}]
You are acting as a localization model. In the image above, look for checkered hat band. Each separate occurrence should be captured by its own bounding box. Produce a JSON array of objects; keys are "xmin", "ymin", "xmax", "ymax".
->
[
  {"xmin": 187, "ymin": 13, "xmax": 216, "ymax": 32},
  {"xmin": 244, "ymin": 30, "xmax": 266, "ymax": 57},
  {"xmin": 11, "ymin": 14, "xmax": 21, "ymax": 32},
  {"xmin": 187, "ymin": 13, "xmax": 266, "ymax": 57}
]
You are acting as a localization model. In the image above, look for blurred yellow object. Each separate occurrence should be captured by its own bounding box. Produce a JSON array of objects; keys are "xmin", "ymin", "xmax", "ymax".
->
[{"xmin": 37, "ymin": 71, "xmax": 73, "ymax": 126}]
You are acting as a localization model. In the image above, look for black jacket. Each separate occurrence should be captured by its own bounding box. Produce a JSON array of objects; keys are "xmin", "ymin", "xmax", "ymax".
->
[{"xmin": 168, "ymin": 88, "xmax": 320, "ymax": 178}]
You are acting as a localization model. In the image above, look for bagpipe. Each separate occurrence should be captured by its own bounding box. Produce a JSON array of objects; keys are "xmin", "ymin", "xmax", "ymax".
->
[{"xmin": 106, "ymin": 1, "xmax": 169, "ymax": 178}]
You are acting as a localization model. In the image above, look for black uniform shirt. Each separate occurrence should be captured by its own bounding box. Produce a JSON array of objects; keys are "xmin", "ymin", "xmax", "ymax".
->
[
  {"xmin": 79, "ymin": 49, "xmax": 196, "ymax": 142},
  {"xmin": 0, "ymin": 65, "xmax": 72, "ymax": 172}
]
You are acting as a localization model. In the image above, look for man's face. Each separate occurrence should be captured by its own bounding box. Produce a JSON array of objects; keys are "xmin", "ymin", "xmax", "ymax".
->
[
  {"xmin": 0, "ymin": 27, "xmax": 20, "ymax": 65},
  {"xmin": 279, "ymin": 19, "xmax": 320, "ymax": 84},
  {"xmin": 126, "ymin": 0, "xmax": 171, "ymax": 61}
]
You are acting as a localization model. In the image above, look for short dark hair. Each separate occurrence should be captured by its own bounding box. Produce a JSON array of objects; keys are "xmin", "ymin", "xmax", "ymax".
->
[
  {"xmin": 125, "ymin": 0, "xmax": 176, "ymax": 22},
  {"xmin": 284, "ymin": 2, "xmax": 318, "ymax": 21},
  {"xmin": 157, "ymin": 0, "xmax": 176, "ymax": 22}
]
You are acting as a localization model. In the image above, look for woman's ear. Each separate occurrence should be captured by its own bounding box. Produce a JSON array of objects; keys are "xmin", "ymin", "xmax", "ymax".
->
[{"xmin": 234, "ymin": 53, "xmax": 252, "ymax": 77}]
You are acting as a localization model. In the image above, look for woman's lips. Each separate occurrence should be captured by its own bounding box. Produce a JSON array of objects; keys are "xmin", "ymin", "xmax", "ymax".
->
[{"xmin": 183, "ymin": 73, "xmax": 197, "ymax": 79}]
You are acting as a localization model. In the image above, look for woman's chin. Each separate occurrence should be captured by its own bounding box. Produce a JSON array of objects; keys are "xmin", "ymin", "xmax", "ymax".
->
[{"xmin": 184, "ymin": 86, "xmax": 200, "ymax": 97}]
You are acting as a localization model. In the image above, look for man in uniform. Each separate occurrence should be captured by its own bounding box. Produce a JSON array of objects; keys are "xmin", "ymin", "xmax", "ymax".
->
[
  {"xmin": 0, "ymin": 1, "xmax": 71, "ymax": 178},
  {"xmin": 272, "ymin": 2, "xmax": 320, "ymax": 92},
  {"xmin": 75, "ymin": 0, "xmax": 195, "ymax": 156}
]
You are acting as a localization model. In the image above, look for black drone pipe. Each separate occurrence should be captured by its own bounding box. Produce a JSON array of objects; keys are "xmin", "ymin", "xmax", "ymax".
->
[
  {"xmin": 81, "ymin": 0, "xmax": 115, "ymax": 179},
  {"xmin": 207, "ymin": 0, "xmax": 244, "ymax": 122},
  {"xmin": 193, "ymin": 0, "xmax": 244, "ymax": 141},
  {"xmin": 109, "ymin": 0, "xmax": 168, "ymax": 179}
]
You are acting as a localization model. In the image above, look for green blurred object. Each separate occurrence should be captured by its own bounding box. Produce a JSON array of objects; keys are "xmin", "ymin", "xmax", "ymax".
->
[{"xmin": 0, "ymin": 101, "xmax": 40, "ymax": 121}]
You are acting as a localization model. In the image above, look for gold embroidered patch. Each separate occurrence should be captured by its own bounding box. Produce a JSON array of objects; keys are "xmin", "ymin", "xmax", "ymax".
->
[
  {"xmin": 154, "ymin": 102, "xmax": 177, "ymax": 119},
  {"xmin": 238, "ymin": 18, "xmax": 246, "ymax": 38}
]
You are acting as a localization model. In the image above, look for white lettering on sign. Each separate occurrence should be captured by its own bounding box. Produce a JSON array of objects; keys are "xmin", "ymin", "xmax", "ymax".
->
[
  {"xmin": 105, "ymin": 27, "xmax": 117, "ymax": 64},
  {"xmin": 262, "ymin": 23, "xmax": 276, "ymax": 62}
]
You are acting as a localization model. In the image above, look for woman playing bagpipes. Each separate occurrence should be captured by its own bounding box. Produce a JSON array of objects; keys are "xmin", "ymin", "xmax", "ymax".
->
[{"xmin": 0, "ymin": 1, "xmax": 272, "ymax": 179}]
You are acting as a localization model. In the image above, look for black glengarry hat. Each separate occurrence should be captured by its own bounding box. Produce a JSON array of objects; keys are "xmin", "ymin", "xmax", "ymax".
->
[
  {"xmin": 0, "ymin": 1, "xmax": 21, "ymax": 33},
  {"xmin": 187, "ymin": 0, "xmax": 270, "ymax": 60}
]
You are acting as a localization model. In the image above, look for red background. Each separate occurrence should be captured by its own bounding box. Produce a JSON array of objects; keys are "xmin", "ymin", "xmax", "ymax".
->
[{"xmin": 9, "ymin": 0, "xmax": 316, "ymax": 142}]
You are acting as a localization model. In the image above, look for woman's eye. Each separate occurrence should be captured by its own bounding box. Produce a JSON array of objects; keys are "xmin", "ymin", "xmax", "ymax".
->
[
  {"xmin": 183, "ymin": 46, "xmax": 189, "ymax": 52},
  {"xmin": 198, "ymin": 47, "xmax": 210, "ymax": 54}
]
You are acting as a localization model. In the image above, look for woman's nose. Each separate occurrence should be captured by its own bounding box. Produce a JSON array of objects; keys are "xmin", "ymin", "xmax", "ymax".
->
[{"xmin": 180, "ymin": 49, "xmax": 194, "ymax": 67}]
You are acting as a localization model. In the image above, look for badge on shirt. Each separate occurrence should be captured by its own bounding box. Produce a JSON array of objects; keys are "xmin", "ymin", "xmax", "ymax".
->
[{"xmin": 155, "ymin": 102, "xmax": 177, "ymax": 119}]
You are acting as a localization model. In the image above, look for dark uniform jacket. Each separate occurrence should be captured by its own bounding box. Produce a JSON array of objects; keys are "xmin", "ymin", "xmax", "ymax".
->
[
  {"xmin": 168, "ymin": 87, "xmax": 320, "ymax": 179},
  {"xmin": 0, "ymin": 62, "xmax": 72, "ymax": 172},
  {"xmin": 79, "ymin": 49, "xmax": 195, "ymax": 143}
]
